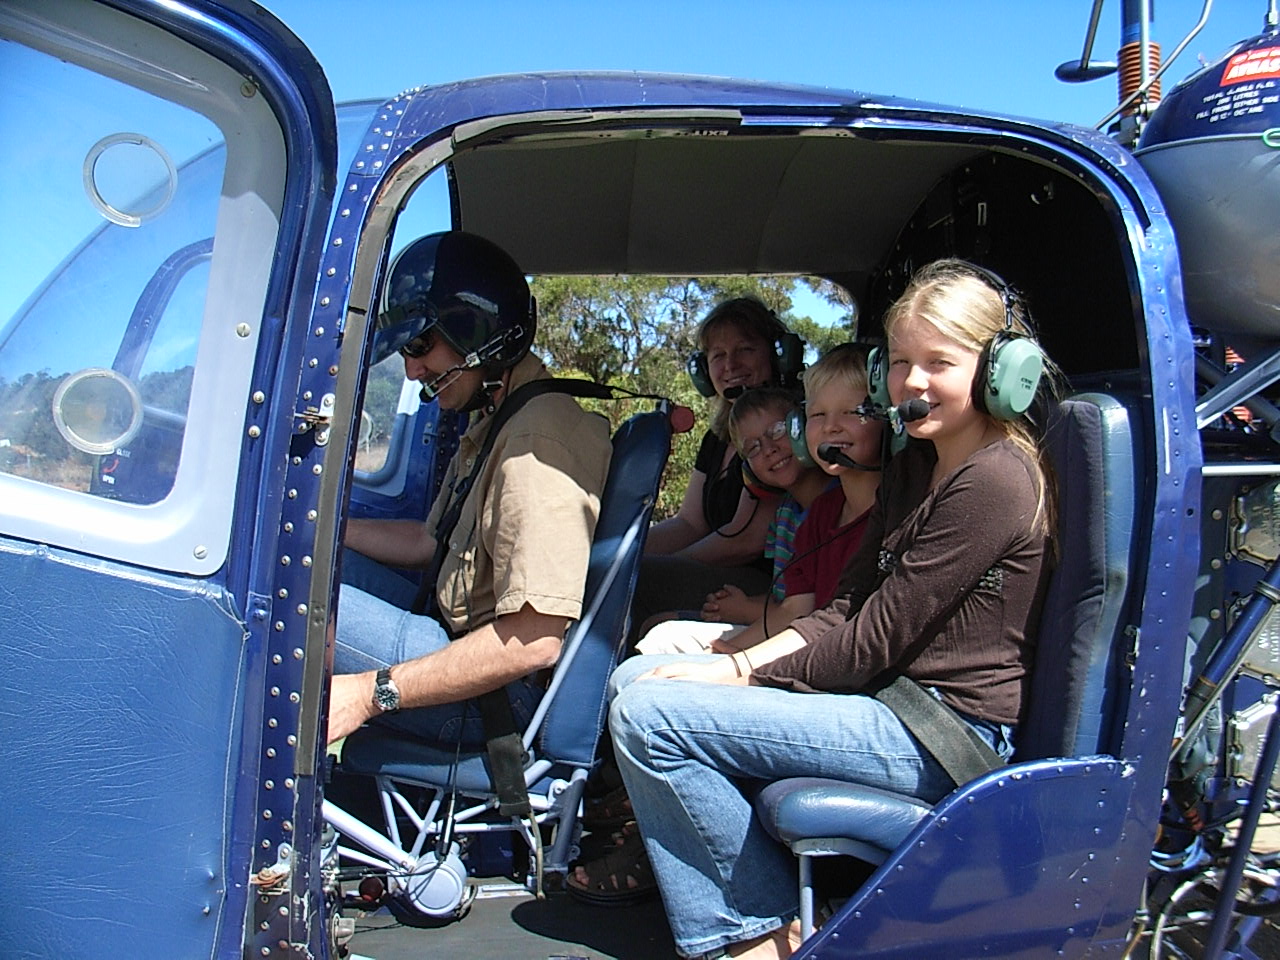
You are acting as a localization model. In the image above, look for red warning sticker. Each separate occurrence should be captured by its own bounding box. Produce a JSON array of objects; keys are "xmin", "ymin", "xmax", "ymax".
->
[{"xmin": 1222, "ymin": 46, "xmax": 1280, "ymax": 86}]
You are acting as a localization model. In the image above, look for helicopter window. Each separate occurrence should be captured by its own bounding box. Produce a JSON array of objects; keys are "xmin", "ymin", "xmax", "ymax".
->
[
  {"xmin": 355, "ymin": 357, "xmax": 422, "ymax": 477},
  {"xmin": 0, "ymin": 1, "xmax": 286, "ymax": 575},
  {"xmin": 353, "ymin": 169, "xmax": 453, "ymax": 489},
  {"xmin": 0, "ymin": 37, "xmax": 220, "ymax": 505}
]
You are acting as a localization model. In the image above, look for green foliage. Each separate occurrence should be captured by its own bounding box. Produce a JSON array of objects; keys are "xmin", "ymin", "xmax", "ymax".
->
[
  {"xmin": 362, "ymin": 358, "xmax": 406, "ymax": 444},
  {"xmin": 0, "ymin": 370, "xmax": 92, "ymax": 485},
  {"xmin": 137, "ymin": 366, "xmax": 195, "ymax": 415},
  {"xmin": 531, "ymin": 274, "xmax": 849, "ymax": 519}
]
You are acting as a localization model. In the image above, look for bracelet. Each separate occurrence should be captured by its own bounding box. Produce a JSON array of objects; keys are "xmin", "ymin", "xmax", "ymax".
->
[
  {"xmin": 730, "ymin": 653, "xmax": 743, "ymax": 678},
  {"xmin": 739, "ymin": 648, "xmax": 754, "ymax": 673}
]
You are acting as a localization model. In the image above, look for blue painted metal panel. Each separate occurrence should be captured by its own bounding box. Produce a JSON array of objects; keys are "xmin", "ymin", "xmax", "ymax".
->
[
  {"xmin": 1, "ymin": 2, "xmax": 339, "ymax": 958},
  {"xmin": 1141, "ymin": 29, "xmax": 1280, "ymax": 146},
  {"xmin": 796, "ymin": 760, "xmax": 1137, "ymax": 959},
  {"xmin": 0, "ymin": 544, "xmax": 247, "ymax": 960}
]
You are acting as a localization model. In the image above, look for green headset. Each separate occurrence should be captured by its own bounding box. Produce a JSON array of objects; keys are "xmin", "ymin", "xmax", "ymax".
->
[{"xmin": 867, "ymin": 263, "xmax": 1044, "ymax": 422}]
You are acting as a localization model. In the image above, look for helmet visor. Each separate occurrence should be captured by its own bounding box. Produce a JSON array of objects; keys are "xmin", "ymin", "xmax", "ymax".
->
[{"xmin": 372, "ymin": 295, "xmax": 437, "ymax": 366}]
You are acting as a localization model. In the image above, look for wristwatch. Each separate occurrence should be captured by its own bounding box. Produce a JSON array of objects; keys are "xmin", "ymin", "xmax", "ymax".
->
[{"xmin": 372, "ymin": 667, "xmax": 401, "ymax": 713}]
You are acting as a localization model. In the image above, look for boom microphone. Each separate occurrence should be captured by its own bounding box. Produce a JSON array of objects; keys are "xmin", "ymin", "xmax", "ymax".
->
[
  {"xmin": 818, "ymin": 398, "xmax": 932, "ymax": 468},
  {"xmin": 418, "ymin": 363, "xmax": 469, "ymax": 402},
  {"xmin": 894, "ymin": 398, "xmax": 931, "ymax": 423},
  {"xmin": 853, "ymin": 397, "xmax": 931, "ymax": 433},
  {"xmin": 816, "ymin": 443, "xmax": 880, "ymax": 471}
]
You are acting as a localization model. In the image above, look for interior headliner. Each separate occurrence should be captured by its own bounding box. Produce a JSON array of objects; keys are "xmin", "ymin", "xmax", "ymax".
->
[
  {"xmin": 442, "ymin": 119, "xmax": 1137, "ymax": 376},
  {"xmin": 450, "ymin": 130, "xmax": 985, "ymax": 293}
]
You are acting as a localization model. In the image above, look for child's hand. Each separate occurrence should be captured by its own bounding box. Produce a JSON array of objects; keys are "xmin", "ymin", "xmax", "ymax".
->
[
  {"xmin": 701, "ymin": 586, "xmax": 734, "ymax": 621},
  {"xmin": 708, "ymin": 584, "xmax": 761, "ymax": 623},
  {"xmin": 641, "ymin": 656, "xmax": 745, "ymax": 686},
  {"xmin": 709, "ymin": 627, "xmax": 749, "ymax": 654}
]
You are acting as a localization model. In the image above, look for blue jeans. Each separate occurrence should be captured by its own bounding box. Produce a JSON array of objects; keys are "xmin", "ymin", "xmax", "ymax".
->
[
  {"xmin": 334, "ymin": 581, "xmax": 542, "ymax": 749},
  {"xmin": 339, "ymin": 547, "xmax": 420, "ymax": 610},
  {"xmin": 607, "ymin": 655, "xmax": 1013, "ymax": 958}
]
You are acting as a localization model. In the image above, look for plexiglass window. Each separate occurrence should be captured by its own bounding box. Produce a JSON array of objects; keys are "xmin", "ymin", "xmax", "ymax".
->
[
  {"xmin": 352, "ymin": 169, "xmax": 452, "ymax": 483},
  {"xmin": 0, "ymin": 0, "xmax": 287, "ymax": 575},
  {"xmin": 0, "ymin": 41, "xmax": 222, "ymax": 503}
]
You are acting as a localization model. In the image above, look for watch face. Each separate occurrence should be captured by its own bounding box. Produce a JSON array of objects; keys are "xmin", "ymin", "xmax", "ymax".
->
[{"xmin": 373, "ymin": 670, "xmax": 400, "ymax": 712}]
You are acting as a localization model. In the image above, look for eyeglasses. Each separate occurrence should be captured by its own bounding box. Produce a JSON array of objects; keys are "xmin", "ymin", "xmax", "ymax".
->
[
  {"xmin": 741, "ymin": 419, "xmax": 788, "ymax": 461},
  {"xmin": 398, "ymin": 329, "xmax": 435, "ymax": 359}
]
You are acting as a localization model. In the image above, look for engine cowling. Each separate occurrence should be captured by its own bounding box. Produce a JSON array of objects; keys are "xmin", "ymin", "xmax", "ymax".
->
[{"xmin": 1135, "ymin": 28, "xmax": 1280, "ymax": 343}]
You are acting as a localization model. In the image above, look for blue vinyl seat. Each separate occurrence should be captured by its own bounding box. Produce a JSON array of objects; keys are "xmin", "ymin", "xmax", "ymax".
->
[
  {"xmin": 754, "ymin": 394, "xmax": 1136, "ymax": 937},
  {"xmin": 328, "ymin": 403, "xmax": 674, "ymax": 910}
]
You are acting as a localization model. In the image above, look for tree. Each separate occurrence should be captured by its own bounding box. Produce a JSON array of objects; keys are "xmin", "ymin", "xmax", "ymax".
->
[
  {"xmin": 361, "ymin": 360, "xmax": 406, "ymax": 444},
  {"xmin": 138, "ymin": 366, "xmax": 195, "ymax": 415}
]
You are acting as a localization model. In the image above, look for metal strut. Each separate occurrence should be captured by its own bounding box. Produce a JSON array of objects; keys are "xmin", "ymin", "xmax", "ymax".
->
[{"xmin": 1202, "ymin": 700, "xmax": 1280, "ymax": 959}]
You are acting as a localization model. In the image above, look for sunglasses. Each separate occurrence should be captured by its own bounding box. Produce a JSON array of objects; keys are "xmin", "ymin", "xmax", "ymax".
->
[{"xmin": 398, "ymin": 329, "xmax": 436, "ymax": 359}]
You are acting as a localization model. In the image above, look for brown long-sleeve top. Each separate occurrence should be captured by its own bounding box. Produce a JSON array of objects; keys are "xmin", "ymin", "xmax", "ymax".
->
[{"xmin": 753, "ymin": 437, "xmax": 1049, "ymax": 726}]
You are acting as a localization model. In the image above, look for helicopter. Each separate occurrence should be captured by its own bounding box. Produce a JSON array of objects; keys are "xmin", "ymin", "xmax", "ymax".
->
[{"xmin": 3, "ymin": 0, "xmax": 1280, "ymax": 958}]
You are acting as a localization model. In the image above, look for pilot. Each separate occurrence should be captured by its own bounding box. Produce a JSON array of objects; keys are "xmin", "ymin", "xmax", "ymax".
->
[{"xmin": 326, "ymin": 231, "xmax": 613, "ymax": 747}]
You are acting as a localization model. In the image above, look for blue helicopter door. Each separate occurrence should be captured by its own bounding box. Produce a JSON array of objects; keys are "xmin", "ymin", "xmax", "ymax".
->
[{"xmin": 0, "ymin": 2, "xmax": 336, "ymax": 958}]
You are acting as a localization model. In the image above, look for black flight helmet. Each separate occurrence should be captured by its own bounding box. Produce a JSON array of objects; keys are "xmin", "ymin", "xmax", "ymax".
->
[{"xmin": 375, "ymin": 231, "xmax": 536, "ymax": 370}]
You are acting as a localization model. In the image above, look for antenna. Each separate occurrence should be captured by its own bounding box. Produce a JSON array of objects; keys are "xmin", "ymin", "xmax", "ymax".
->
[
  {"xmin": 1055, "ymin": 0, "xmax": 1118, "ymax": 82},
  {"xmin": 1094, "ymin": 0, "xmax": 1215, "ymax": 141}
]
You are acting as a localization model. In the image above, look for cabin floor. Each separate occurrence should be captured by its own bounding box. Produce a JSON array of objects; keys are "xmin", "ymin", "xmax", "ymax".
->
[{"xmin": 343, "ymin": 881, "xmax": 676, "ymax": 960}]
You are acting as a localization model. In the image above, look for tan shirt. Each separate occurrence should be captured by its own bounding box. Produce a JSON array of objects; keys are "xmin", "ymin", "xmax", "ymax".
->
[{"xmin": 425, "ymin": 353, "xmax": 613, "ymax": 635}]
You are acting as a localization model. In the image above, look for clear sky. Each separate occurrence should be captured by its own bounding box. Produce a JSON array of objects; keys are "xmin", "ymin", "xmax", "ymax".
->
[{"xmin": 263, "ymin": 0, "xmax": 1267, "ymax": 129}]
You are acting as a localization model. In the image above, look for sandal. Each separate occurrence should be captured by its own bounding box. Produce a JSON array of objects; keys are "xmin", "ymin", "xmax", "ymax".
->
[
  {"xmin": 576, "ymin": 817, "xmax": 639, "ymax": 864},
  {"xmin": 566, "ymin": 830, "xmax": 658, "ymax": 906},
  {"xmin": 608, "ymin": 819, "xmax": 640, "ymax": 846},
  {"xmin": 581, "ymin": 784, "xmax": 634, "ymax": 829}
]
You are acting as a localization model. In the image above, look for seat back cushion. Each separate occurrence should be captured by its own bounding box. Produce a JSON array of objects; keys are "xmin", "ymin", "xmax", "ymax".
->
[
  {"xmin": 1015, "ymin": 394, "xmax": 1135, "ymax": 761},
  {"xmin": 535, "ymin": 408, "xmax": 672, "ymax": 766}
]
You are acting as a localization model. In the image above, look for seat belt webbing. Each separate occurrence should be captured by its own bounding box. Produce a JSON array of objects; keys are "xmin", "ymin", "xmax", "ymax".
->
[{"xmin": 873, "ymin": 673, "xmax": 1004, "ymax": 787}]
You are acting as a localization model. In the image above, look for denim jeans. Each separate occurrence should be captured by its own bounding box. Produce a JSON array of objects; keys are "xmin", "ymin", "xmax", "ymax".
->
[
  {"xmin": 339, "ymin": 547, "xmax": 420, "ymax": 610},
  {"xmin": 607, "ymin": 654, "xmax": 1014, "ymax": 958},
  {"xmin": 333, "ymin": 582, "xmax": 542, "ymax": 749}
]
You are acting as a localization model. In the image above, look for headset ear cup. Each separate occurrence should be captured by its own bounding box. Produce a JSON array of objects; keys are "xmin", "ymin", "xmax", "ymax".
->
[
  {"xmin": 785, "ymin": 408, "xmax": 816, "ymax": 469},
  {"xmin": 687, "ymin": 352, "xmax": 716, "ymax": 397},
  {"xmin": 741, "ymin": 461, "xmax": 784, "ymax": 498},
  {"xmin": 982, "ymin": 334, "xmax": 1044, "ymax": 420},
  {"xmin": 776, "ymin": 332, "xmax": 805, "ymax": 387},
  {"xmin": 867, "ymin": 347, "xmax": 891, "ymax": 409}
]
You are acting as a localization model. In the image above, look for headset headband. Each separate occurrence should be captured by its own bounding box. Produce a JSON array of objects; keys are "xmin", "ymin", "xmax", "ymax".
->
[{"xmin": 960, "ymin": 263, "xmax": 1028, "ymax": 337}]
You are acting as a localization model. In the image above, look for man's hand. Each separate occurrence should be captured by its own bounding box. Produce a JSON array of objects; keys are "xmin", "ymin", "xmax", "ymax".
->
[
  {"xmin": 327, "ymin": 671, "xmax": 378, "ymax": 744},
  {"xmin": 326, "ymin": 603, "xmax": 567, "ymax": 746}
]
